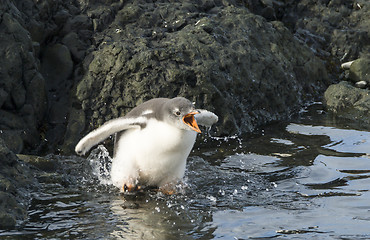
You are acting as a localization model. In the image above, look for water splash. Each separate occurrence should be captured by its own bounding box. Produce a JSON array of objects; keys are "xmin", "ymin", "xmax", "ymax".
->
[{"xmin": 87, "ymin": 145, "xmax": 113, "ymax": 186}]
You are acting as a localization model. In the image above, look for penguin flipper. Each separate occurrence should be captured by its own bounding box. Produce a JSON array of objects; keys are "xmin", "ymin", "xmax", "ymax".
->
[{"xmin": 75, "ymin": 117, "xmax": 146, "ymax": 156}]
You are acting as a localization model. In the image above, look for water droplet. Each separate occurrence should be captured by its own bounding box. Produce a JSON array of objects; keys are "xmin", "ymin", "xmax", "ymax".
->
[
  {"xmin": 207, "ymin": 195, "xmax": 217, "ymax": 202},
  {"xmin": 218, "ymin": 189, "xmax": 225, "ymax": 196}
]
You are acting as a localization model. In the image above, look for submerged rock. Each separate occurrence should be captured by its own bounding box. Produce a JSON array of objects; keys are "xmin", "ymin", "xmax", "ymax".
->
[{"xmin": 17, "ymin": 154, "xmax": 58, "ymax": 172}]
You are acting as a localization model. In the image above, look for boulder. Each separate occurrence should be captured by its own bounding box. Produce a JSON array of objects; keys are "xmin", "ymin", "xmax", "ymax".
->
[
  {"xmin": 7, "ymin": 0, "xmax": 370, "ymax": 154},
  {"xmin": 324, "ymin": 81, "xmax": 370, "ymax": 125},
  {"xmin": 75, "ymin": 2, "xmax": 329, "ymax": 138},
  {"xmin": 0, "ymin": 1, "xmax": 47, "ymax": 152},
  {"xmin": 41, "ymin": 43, "xmax": 73, "ymax": 91},
  {"xmin": 281, "ymin": 0, "xmax": 369, "ymax": 61},
  {"xmin": 349, "ymin": 58, "xmax": 370, "ymax": 84}
]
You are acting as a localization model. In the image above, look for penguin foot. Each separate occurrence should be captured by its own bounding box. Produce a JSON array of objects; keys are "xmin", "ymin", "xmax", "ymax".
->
[
  {"xmin": 158, "ymin": 183, "xmax": 177, "ymax": 195},
  {"xmin": 158, "ymin": 188, "xmax": 176, "ymax": 195},
  {"xmin": 123, "ymin": 184, "xmax": 142, "ymax": 192}
]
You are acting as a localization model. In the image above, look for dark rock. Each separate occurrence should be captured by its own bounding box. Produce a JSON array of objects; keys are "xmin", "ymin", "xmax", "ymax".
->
[
  {"xmin": 53, "ymin": 9, "xmax": 72, "ymax": 26},
  {"xmin": 349, "ymin": 58, "xmax": 370, "ymax": 84},
  {"xmin": 10, "ymin": 82, "xmax": 26, "ymax": 110},
  {"xmin": 87, "ymin": 1, "xmax": 123, "ymax": 32},
  {"xmin": 48, "ymin": 99, "xmax": 69, "ymax": 124},
  {"xmin": 324, "ymin": 81, "xmax": 370, "ymax": 125},
  {"xmin": 25, "ymin": 73, "xmax": 47, "ymax": 122},
  {"xmin": 62, "ymin": 32, "xmax": 88, "ymax": 61},
  {"xmin": 3, "ymin": 0, "xmax": 368, "ymax": 154},
  {"xmin": 44, "ymin": 124, "xmax": 67, "ymax": 153},
  {"xmin": 0, "ymin": 138, "xmax": 37, "ymax": 229},
  {"xmin": 41, "ymin": 43, "xmax": 73, "ymax": 91},
  {"xmin": 0, "ymin": 110, "xmax": 25, "ymax": 129},
  {"xmin": 0, "ymin": 1, "xmax": 47, "ymax": 152},
  {"xmin": 0, "ymin": 130, "xmax": 24, "ymax": 154},
  {"xmin": 61, "ymin": 108, "xmax": 86, "ymax": 155},
  {"xmin": 17, "ymin": 154, "xmax": 58, "ymax": 172},
  {"xmin": 0, "ymin": 208, "xmax": 17, "ymax": 229},
  {"xmin": 0, "ymin": 89, "xmax": 8, "ymax": 108},
  {"xmin": 62, "ymin": 14, "xmax": 93, "ymax": 34},
  {"xmin": 75, "ymin": 3, "xmax": 329, "ymax": 137},
  {"xmin": 281, "ymin": 0, "xmax": 369, "ymax": 61}
]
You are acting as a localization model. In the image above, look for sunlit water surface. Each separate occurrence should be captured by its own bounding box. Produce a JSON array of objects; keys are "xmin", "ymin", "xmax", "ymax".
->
[{"xmin": 1, "ymin": 104, "xmax": 369, "ymax": 239}]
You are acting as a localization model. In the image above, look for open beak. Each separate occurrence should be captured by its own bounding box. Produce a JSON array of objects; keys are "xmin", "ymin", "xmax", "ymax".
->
[{"xmin": 182, "ymin": 111, "xmax": 201, "ymax": 133}]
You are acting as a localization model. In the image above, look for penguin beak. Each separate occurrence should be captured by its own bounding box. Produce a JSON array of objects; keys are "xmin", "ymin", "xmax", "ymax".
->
[{"xmin": 183, "ymin": 111, "xmax": 201, "ymax": 133}]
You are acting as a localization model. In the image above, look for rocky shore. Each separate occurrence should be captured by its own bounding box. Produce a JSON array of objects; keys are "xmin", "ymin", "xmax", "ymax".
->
[{"xmin": 0, "ymin": 0, "xmax": 369, "ymax": 228}]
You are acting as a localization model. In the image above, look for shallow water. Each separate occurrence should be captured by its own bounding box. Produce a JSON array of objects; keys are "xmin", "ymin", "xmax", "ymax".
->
[{"xmin": 1, "ymin": 104, "xmax": 370, "ymax": 239}]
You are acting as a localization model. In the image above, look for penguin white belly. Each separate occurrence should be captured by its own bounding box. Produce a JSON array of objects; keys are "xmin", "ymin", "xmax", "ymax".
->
[{"xmin": 110, "ymin": 119, "xmax": 197, "ymax": 189}]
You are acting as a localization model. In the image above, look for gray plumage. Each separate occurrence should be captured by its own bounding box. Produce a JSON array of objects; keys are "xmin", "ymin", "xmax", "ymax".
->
[{"xmin": 75, "ymin": 97, "xmax": 218, "ymax": 191}]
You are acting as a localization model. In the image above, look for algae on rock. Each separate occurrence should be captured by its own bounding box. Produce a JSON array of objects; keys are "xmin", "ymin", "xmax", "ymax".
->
[{"xmin": 76, "ymin": 3, "xmax": 329, "ymax": 137}]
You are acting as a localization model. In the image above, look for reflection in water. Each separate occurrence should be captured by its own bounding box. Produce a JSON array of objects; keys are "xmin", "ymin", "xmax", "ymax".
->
[
  {"xmin": 287, "ymin": 123, "xmax": 370, "ymax": 154},
  {"xmin": 1, "ymin": 104, "xmax": 370, "ymax": 239},
  {"xmin": 109, "ymin": 197, "xmax": 178, "ymax": 240}
]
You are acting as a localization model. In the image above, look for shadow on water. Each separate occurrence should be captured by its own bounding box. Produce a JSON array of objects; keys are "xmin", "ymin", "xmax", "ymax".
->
[{"xmin": 1, "ymin": 103, "xmax": 370, "ymax": 239}]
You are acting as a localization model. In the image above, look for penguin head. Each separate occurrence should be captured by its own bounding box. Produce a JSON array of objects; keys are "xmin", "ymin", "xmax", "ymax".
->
[{"xmin": 162, "ymin": 97, "xmax": 201, "ymax": 133}]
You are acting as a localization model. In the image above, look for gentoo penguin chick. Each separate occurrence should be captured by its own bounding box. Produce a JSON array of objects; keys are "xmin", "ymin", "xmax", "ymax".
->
[{"xmin": 75, "ymin": 97, "xmax": 218, "ymax": 193}]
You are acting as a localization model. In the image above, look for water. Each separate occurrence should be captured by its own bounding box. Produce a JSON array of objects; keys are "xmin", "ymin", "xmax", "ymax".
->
[{"xmin": 1, "ymin": 104, "xmax": 370, "ymax": 239}]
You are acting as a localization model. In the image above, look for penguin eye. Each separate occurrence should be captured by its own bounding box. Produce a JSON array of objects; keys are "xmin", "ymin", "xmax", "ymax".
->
[{"xmin": 175, "ymin": 110, "xmax": 181, "ymax": 116}]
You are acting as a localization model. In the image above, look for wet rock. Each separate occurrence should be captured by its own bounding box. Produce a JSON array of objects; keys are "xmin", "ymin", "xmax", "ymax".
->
[
  {"xmin": 120, "ymin": 201, "xmax": 140, "ymax": 210},
  {"xmin": 341, "ymin": 61, "xmax": 354, "ymax": 70},
  {"xmin": 75, "ymin": 3, "xmax": 329, "ymax": 137},
  {"xmin": 349, "ymin": 58, "xmax": 370, "ymax": 84},
  {"xmin": 54, "ymin": 9, "xmax": 72, "ymax": 26},
  {"xmin": 0, "ymin": 1, "xmax": 47, "ymax": 152},
  {"xmin": 324, "ymin": 81, "xmax": 370, "ymax": 124},
  {"xmin": 0, "ymin": 193, "xmax": 18, "ymax": 228},
  {"xmin": 355, "ymin": 81, "xmax": 367, "ymax": 89},
  {"xmin": 0, "ymin": 130, "xmax": 24, "ymax": 154},
  {"xmin": 338, "ymin": 57, "xmax": 369, "ymax": 89},
  {"xmin": 281, "ymin": 0, "xmax": 369, "ymax": 61},
  {"xmin": 87, "ymin": 1, "xmax": 123, "ymax": 32},
  {"xmin": 0, "ymin": 89, "xmax": 8, "ymax": 108},
  {"xmin": 62, "ymin": 14, "xmax": 93, "ymax": 34},
  {"xmin": 41, "ymin": 43, "xmax": 73, "ymax": 91},
  {"xmin": 0, "ymin": 110, "xmax": 25, "ymax": 130},
  {"xmin": 0, "ymin": 138, "xmax": 37, "ymax": 229},
  {"xmin": 6, "ymin": 0, "xmax": 368, "ymax": 154},
  {"xmin": 48, "ymin": 99, "xmax": 69, "ymax": 125},
  {"xmin": 17, "ymin": 154, "xmax": 58, "ymax": 172},
  {"xmin": 61, "ymin": 108, "xmax": 86, "ymax": 155},
  {"xmin": 25, "ymin": 73, "xmax": 47, "ymax": 122},
  {"xmin": 62, "ymin": 32, "xmax": 88, "ymax": 61}
]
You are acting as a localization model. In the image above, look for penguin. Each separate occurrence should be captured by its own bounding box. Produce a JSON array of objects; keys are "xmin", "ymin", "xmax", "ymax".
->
[{"xmin": 75, "ymin": 97, "xmax": 218, "ymax": 193}]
